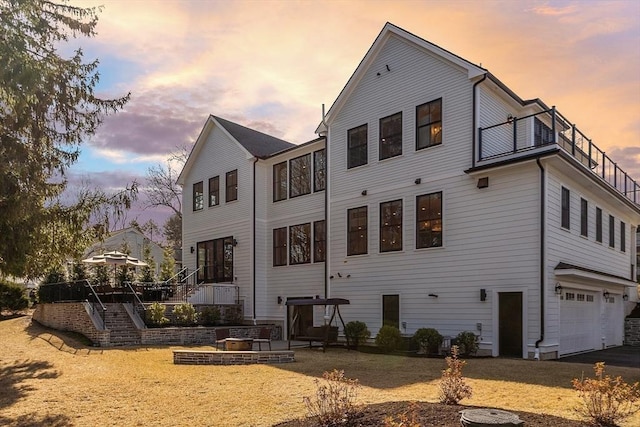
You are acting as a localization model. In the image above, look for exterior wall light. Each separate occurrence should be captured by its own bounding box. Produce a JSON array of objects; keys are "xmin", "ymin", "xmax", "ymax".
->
[
  {"xmin": 603, "ymin": 290, "xmax": 610, "ymax": 300},
  {"xmin": 623, "ymin": 293, "xmax": 629, "ymax": 301},
  {"xmin": 554, "ymin": 283, "xmax": 563, "ymax": 295}
]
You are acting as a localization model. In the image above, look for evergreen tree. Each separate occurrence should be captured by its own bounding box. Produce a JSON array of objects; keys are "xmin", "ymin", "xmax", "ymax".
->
[
  {"xmin": 159, "ymin": 246, "xmax": 176, "ymax": 282},
  {"xmin": 139, "ymin": 243, "xmax": 156, "ymax": 283}
]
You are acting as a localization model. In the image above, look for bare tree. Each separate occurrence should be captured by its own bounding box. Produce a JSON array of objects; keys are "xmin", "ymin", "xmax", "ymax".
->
[{"xmin": 145, "ymin": 147, "xmax": 187, "ymax": 219}]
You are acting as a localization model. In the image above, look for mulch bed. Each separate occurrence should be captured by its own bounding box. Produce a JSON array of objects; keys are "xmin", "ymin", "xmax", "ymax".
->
[{"xmin": 274, "ymin": 401, "xmax": 591, "ymax": 426}]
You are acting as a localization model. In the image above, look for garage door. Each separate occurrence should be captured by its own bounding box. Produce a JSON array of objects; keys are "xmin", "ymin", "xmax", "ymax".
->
[
  {"xmin": 603, "ymin": 294, "xmax": 624, "ymax": 347},
  {"xmin": 560, "ymin": 290, "xmax": 599, "ymax": 355}
]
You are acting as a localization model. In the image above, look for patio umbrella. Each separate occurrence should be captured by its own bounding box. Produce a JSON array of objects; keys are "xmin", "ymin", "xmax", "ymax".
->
[{"xmin": 82, "ymin": 251, "xmax": 148, "ymax": 284}]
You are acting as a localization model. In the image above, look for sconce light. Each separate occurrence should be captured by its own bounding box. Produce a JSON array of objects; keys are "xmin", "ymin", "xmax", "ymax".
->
[
  {"xmin": 346, "ymin": 274, "xmax": 351, "ymax": 278},
  {"xmin": 414, "ymin": 178, "xmax": 421, "ymax": 185},
  {"xmin": 190, "ymin": 246, "xmax": 194, "ymax": 253},
  {"xmin": 233, "ymin": 239, "xmax": 238, "ymax": 246},
  {"xmin": 361, "ymin": 190, "xmax": 367, "ymax": 196},
  {"xmin": 480, "ymin": 289, "xmax": 487, "ymax": 301},
  {"xmin": 554, "ymin": 283, "xmax": 563, "ymax": 295},
  {"xmin": 428, "ymin": 293, "xmax": 438, "ymax": 298},
  {"xmin": 277, "ymin": 296, "xmax": 283, "ymax": 305},
  {"xmin": 337, "ymin": 272, "xmax": 342, "ymax": 278},
  {"xmin": 329, "ymin": 275, "xmax": 334, "ymax": 279},
  {"xmin": 477, "ymin": 177, "xmax": 489, "ymax": 189},
  {"xmin": 603, "ymin": 290, "xmax": 610, "ymax": 300},
  {"xmin": 623, "ymin": 293, "xmax": 629, "ymax": 301}
]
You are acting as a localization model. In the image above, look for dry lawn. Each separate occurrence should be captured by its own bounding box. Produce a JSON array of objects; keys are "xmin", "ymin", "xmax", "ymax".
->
[{"xmin": 1, "ymin": 315, "xmax": 639, "ymax": 426}]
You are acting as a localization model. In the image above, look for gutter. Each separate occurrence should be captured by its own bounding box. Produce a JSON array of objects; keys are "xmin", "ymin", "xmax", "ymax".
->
[
  {"xmin": 252, "ymin": 157, "xmax": 258, "ymax": 324},
  {"xmin": 534, "ymin": 158, "xmax": 546, "ymax": 359},
  {"xmin": 471, "ymin": 74, "xmax": 487, "ymax": 168}
]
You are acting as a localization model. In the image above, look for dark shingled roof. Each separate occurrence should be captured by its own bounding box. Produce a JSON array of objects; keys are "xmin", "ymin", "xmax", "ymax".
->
[{"xmin": 213, "ymin": 115, "xmax": 295, "ymax": 158}]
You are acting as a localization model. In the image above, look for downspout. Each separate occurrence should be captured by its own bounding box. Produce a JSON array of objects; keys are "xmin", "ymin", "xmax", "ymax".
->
[
  {"xmin": 322, "ymin": 104, "xmax": 329, "ymax": 300},
  {"xmin": 252, "ymin": 157, "xmax": 258, "ymax": 324},
  {"xmin": 472, "ymin": 74, "xmax": 487, "ymax": 168},
  {"xmin": 534, "ymin": 158, "xmax": 545, "ymax": 359}
]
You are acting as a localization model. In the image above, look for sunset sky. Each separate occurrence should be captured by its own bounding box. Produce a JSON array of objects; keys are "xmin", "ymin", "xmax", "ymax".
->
[{"xmin": 68, "ymin": 0, "xmax": 640, "ymax": 229}]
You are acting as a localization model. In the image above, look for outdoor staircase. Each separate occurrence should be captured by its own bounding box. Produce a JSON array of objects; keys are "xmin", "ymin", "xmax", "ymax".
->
[{"xmin": 104, "ymin": 303, "xmax": 141, "ymax": 346}]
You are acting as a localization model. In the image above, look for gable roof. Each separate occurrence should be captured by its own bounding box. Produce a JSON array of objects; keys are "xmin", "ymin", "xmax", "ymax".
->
[{"xmin": 178, "ymin": 115, "xmax": 295, "ymax": 185}]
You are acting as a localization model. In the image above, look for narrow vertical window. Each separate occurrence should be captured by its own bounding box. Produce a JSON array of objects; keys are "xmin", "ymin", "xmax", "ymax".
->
[
  {"xmin": 347, "ymin": 206, "xmax": 368, "ymax": 255},
  {"xmin": 273, "ymin": 227, "xmax": 287, "ymax": 266},
  {"xmin": 580, "ymin": 198, "xmax": 588, "ymax": 237},
  {"xmin": 314, "ymin": 220, "xmax": 326, "ymax": 262},
  {"xmin": 534, "ymin": 118, "xmax": 553, "ymax": 146},
  {"xmin": 379, "ymin": 112, "xmax": 402, "ymax": 160},
  {"xmin": 382, "ymin": 294, "xmax": 399, "ymax": 328},
  {"xmin": 609, "ymin": 215, "xmax": 615, "ymax": 247},
  {"xmin": 416, "ymin": 98, "xmax": 442, "ymax": 150},
  {"xmin": 621, "ymin": 222, "xmax": 626, "ymax": 252},
  {"xmin": 416, "ymin": 192, "xmax": 443, "ymax": 248},
  {"xmin": 289, "ymin": 223, "xmax": 311, "ymax": 265},
  {"xmin": 208, "ymin": 176, "xmax": 219, "ymax": 207},
  {"xmin": 595, "ymin": 207, "xmax": 602, "ymax": 243},
  {"xmin": 347, "ymin": 124, "xmax": 368, "ymax": 169},
  {"xmin": 193, "ymin": 181, "xmax": 203, "ymax": 211},
  {"xmin": 226, "ymin": 170, "xmax": 237, "ymax": 202},
  {"xmin": 380, "ymin": 199, "xmax": 403, "ymax": 252},
  {"xmin": 273, "ymin": 161, "xmax": 287, "ymax": 202},
  {"xmin": 289, "ymin": 153, "xmax": 311, "ymax": 197},
  {"xmin": 561, "ymin": 187, "xmax": 570, "ymax": 229},
  {"xmin": 314, "ymin": 149, "xmax": 326, "ymax": 192}
]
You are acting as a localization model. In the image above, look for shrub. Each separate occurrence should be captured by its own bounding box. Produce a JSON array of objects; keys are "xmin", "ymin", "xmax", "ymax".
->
[
  {"xmin": 383, "ymin": 401, "xmax": 421, "ymax": 427},
  {"xmin": 572, "ymin": 362, "xmax": 640, "ymax": 426},
  {"xmin": 0, "ymin": 280, "xmax": 29, "ymax": 314},
  {"xmin": 413, "ymin": 327, "xmax": 443, "ymax": 355},
  {"xmin": 303, "ymin": 369, "xmax": 360, "ymax": 426},
  {"xmin": 375, "ymin": 325, "xmax": 403, "ymax": 353},
  {"xmin": 438, "ymin": 345, "xmax": 472, "ymax": 405},
  {"xmin": 172, "ymin": 303, "xmax": 198, "ymax": 325},
  {"xmin": 146, "ymin": 302, "xmax": 169, "ymax": 326},
  {"xmin": 200, "ymin": 306, "xmax": 221, "ymax": 325},
  {"xmin": 344, "ymin": 321, "xmax": 370, "ymax": 349},
  {"xmin": 455, "ymin": 331, "xmax": 478, "ymax": 356}
]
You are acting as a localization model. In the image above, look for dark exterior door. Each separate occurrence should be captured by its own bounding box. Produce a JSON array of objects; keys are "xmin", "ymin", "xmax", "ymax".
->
[
  {"xmin": 288, "ymin": 297, "xmax": 314, "ymax": 338},
  {"xmin": 499, "ymin": 292, "xmax": 523, "ymax": 357}
]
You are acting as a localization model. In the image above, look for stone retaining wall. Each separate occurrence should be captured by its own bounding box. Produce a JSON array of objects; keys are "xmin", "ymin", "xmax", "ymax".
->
[
  {"xmin": 624, "ymin": 318, "xmax": 640, "ymax": 346},
  {"xmin": 173, "ymin": 349, "xmax": 295, "ymax": 365},
  {"xmin": 32, "ymin": 302, "xmax": 110, "ymax": 346}
]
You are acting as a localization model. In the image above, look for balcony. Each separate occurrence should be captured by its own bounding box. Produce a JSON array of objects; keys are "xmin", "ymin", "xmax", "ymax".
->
[{"xmin": 478, "ymin": 107, "xmax": 639, "ymax": 206}]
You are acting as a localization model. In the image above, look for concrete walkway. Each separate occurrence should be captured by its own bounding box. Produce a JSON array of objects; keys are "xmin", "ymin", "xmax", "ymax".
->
[{"xmin": 558, "ymin": 346, "xmax": 639, "ymax": 369}]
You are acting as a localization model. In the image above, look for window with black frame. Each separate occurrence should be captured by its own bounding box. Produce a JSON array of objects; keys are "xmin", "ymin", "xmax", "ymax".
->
[
  {"xmin": 609, "ymin": 215, "xmax": 615, "ymax": 247},
  {"xmin": 273, "ymin": 227, "xmax": 287, "ymax": 266},
  {"xmin": 595, "ymin": 207, "xmax": 602, "ymax": 243},
  {"xmin": 226, "ymin": 170, "xmax": 237, "ymax": 202},
  {"xmin": 314, "ymin": 149, "xmax": 326, "ymax": 192},
  {"xmin": 347, "ymin": 206, "xmax": 368, "ymax": 255},
  {"xmin": 561, "ymin": 187, "xmax": 570, "ymax": 229},
  {"xmin": 196, "ymin": 237, "xmax": 233, "ymax": 282},
  {"xmin": 208, "ymin": 176, "xmax": 219, "ymax": 207},
  {"xmin": 193, "ymin": 181, "xmax": 203, "ymax": 211},
  {"xmin": 273, "ymin": 161, "xmax": 287, "ymax": 202},
  {"xmin": 382, "ymin": 294, "xmax": 399, "ymax": 328},
  {"xmin": 580, "ymin": 198, "xmax": 588, "ymax": 237},
  {"xmin": 314, "ymin": 220, "xmax": 326, "ymax": 262},
  {"xmin": 534, "ymin": 118, "xmax": 554, "ymax": 146},
  {"xmin": 416, "ymin": 192, "xmax": 442, "ymax": 248},
  {"xmin": 379, "ymin": 112, "xmax": 402, "ymax": 160},
  {"xmin": 416, "ymin": 99, "xmax": 442, "ymax": 150},
  {"xmin": 347, "ymin": 124, "xmax": 367, "ymax": 169},
  {"xmin": 289, "ymin": 223, "xmax": 311, "ymax": 265},
  {"xmin": 289, "ymin": 154, "xmax": 311, "ymax": 197},
  {"xmin": 380, "ymin": 199, "xmax": 402, "ymax": 252}
]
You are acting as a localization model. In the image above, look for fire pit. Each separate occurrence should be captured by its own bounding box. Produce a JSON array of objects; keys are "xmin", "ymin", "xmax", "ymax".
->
[{"xmin": 224, "ymin": 338, "xmax": 253, "ymax": 351}]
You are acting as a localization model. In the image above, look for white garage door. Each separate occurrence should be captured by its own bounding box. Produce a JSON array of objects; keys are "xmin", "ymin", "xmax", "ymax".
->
[
  {"xmin": 560, "ymin": 290, "xmax": 599, "ymax": 355},
  {"xmin": 603, "ymin": 294, "xmax": 624, "ymax": 347}
]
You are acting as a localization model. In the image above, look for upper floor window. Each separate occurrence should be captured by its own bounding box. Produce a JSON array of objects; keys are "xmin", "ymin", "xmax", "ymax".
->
[
  {"xmin": 314, "ymin": 149, "xmax": 326, "ymax": 192},
  {"xmin": 208, "ymin": 176, "xmax": 219, "ymax": 207},
  {"xmin": 534, "ymin": 118, "xmax": 554, "ymax": 146},
  {"xmin": 273, "ymin": 227, "xmax": 287, "ymax": 267},
  {"xmin": 595, "ymin": 207, "xmax": 602, "ymax": 243},
  {"xmin": 609, "ymin": 215, "xmax": 615, "ymax": 247},
  {"xmin": 416, "ymin": 98, "xmax": 442, "ymax": 150},
  {"xmin": 273, "ymin": 161, "xmax": 287, "ymax": 202},
  {"xmin": 347, "ymin": 124, "xmax": 368, "ymax": 169},
  {"xmin": 580, "ymin": 198, "xmax": 588, "ymax": 237},
  {"xmin": 379, "ymin": 112, "xmax": 402, "ymax": 160},
  {"xmin": 226, "ymin": 170, "xmax": 237, "ymax": 202},
  {"xmin": 380, "ymin": 199, "xmax": 403, "ymax": 252},
  {"xmin": 289, "ymin": 223, "xmax": 311, "ymax": 265},
  {"xmin": 561, "ymin": 187, "xmax": 570, "ymax": 229},
  {"xmin": 416, "ymin": 192, "xmax": 443, "ymax": 248},
  {"xmin": 347, "ymin": 206, "xmax": 368, "ymax": 255},
  {"xmin": 289, "ymin": 153, "xmax": 311, "ymax": 198},
  {"xmin": 314, "ymin": 220, "xmax": 326, "ymax": 262},
  {"xmin": 193, "ymin": 181, "xmax": 203, "ymax": 211},
  {"xmin": 621, "ymin": 222, "xmax": 626, "ymax": 252}
]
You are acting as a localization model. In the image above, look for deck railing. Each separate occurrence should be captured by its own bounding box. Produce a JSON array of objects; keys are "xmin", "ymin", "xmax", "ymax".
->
[
  {"xmin": 38, "ymin": 280, "xmax": 106, "ymax": 325},
  {"xmin": 478, "ymin": 107, "xmax": 639, "ymax": 206}
]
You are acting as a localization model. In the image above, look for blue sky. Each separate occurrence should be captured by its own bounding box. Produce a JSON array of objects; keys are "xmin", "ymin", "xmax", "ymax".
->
[{"xmin": 67, "ymin": 0, "xmax": 640, "ymax": 230}]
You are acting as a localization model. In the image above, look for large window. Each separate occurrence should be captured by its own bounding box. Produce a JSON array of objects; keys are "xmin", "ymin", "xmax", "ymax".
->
[
  {"xmin": 379, "ymin": 112, "xmax": 402, "ymax": 160},
  {"xmin": 621, "ymin": 222, "xmax": 626, "ymax": 252},
  {"xmin": 380, "ymin": 199, "xmax": 403, "ymax": 252},
  {"xmin": 290, "ymin": 154, "xmax": 311, "ymax": 198},
  {"xmin": 416, "ymin": 98, "xmax": 442, "ymax": 150},
  {"xmin": 314, "ymin": 220, "xmax": 326, "ymax": 262},
  {"xmin": 347, "ymin": 124, "xmax": 368, "ymax": 169},
  {"xmin": 561, "ymin": 187, "xmax": 570, "ymax": 229},
  {"xmin": 595, "ymin": 207, "xmax": 602, "ymax": 243},
  {"xmin": 347, "ymin": 206, "xmax": 368, "ymax": 255},
  {"xmin": 273, "ymin": 227, "xmax": 287, "ymax": 266},
  {"xmin": 534, "ymin": 118, "xmax": 554, "ymax": 146},
  {"xmin": 273, "ymin": 161, "xmax": 287, "ymax": 202},
  {"xmin": 609, "ymin": 215, "xmax": 615, "ymax": 247},
  {"xmin": 580, "ymin": 198, "xmax": 588, "ymax": 237},
  {"xmin": 226, "ymin": 170, "xmax": 237, "ymax": 202},
  {"xmin": 416, "ymin": 192, "xmax": 443, "ymax": 248},
  {"xmin": 314, "ymin": 149, "xmax": 326, "ymax": 192},
  {"xmin": 196, "ymin": 237, "xmax": 233, "ymax": 283},
  {"xmin": 193, "ymin": 181, "xmax": 203, "ymax": 211},
  {"xmin": 382, "ymin": 294, "xmax": 399, "ymax": 328},
  {"xmin": 289, "ymin": 223, "xmax": 311, "ymax": 265},
  {"xmin": 208, "ymin": 176, "xmax": 219, "ymax": 207}
]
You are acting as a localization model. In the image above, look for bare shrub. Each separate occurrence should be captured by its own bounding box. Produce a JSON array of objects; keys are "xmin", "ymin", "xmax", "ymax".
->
[
  {"xmin": 383, "ymin": 401, "xmax": 421, "ymax": 427},
  {"xmin": 572, "ymin": 362, "xmax": 640, "ymax": 426},
  {"xmin": 303, "ymin": 369, "xmax": 361, "ymax": 426},
  {"xmin": 438, "ymin": 345, "xmax": 472, "ymax": 405}
]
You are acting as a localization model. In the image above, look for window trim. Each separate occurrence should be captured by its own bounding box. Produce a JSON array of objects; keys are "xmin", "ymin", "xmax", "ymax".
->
[
  {"xmin": 225, "ymin": 170, "xmax": 238, "ymax": 202},
  {"xmin": 314, "ymin": 149, "xmax": 326, "ymax": 192},
  {"xmin": 193, "ymin": 181, "xmax": 204, "ymax": 211},
  {"xmin": 416, "ymin": 98, "xmax": 442, "ymax": 150},
  {"xmin": 313, "ymin": 220, "xmax": 326, "ymax": 263},
  {"xmin": 416, "ymin": 191, "xmax": 443, "ymax": 249},
  {"xmin": 208, "ymin": 176, "xmax": 219, "ymax": 207},
  {"xmin": 289, "ymin": 223, "xmax": 311, "ymax": 265},
  {"xmin": 379, "ymin": 112, "xmax": 403, "ymax": 161},
  {"xmin": 561, "ymin": 187, "xmax": 570, "ymax": 229},
  {"xmin": 347, "ymin": 206, "xmax": 368, "ymax": 256},
  {"xmin": 273, "ymin": 227, "xmax": 287, "ymax": 267},
  {"xmin": 580, "ymin": 198, "xmax": 588, "ymax": 237},
  {"xmin": 273, "ymin": 161, "xmax": 287, "ymax": 202},
  {"xmin": 379, "ymin": 199, "xmax": 403, "ymax": 253},
  {"xmin": 289, "ymin": 153, "xmax": 311, "ymax": 198},
  {"xmin": 347, "ymin": 124, "xmax": 368, "ymax": 169}
]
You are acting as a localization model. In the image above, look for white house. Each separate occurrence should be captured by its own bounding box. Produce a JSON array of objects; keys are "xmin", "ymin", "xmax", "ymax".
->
[{"xmin": 178, "ymin": 23, "xmax": 640, "ymax": 359}]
